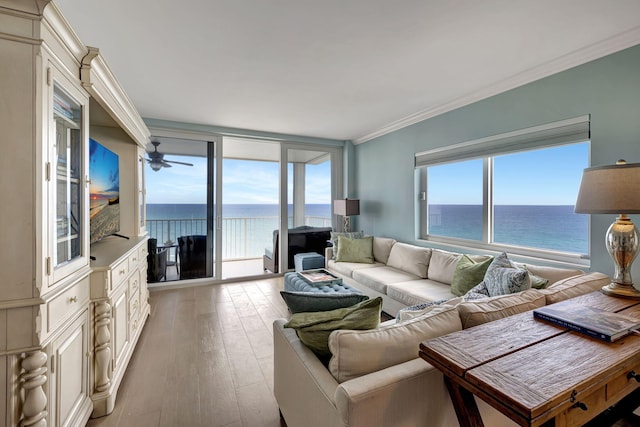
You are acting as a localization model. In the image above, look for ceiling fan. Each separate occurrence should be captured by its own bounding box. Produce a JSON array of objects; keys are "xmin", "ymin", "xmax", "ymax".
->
[{"xmin": 146, "ymin": 141, "xmax": 194, "ymax": 171}]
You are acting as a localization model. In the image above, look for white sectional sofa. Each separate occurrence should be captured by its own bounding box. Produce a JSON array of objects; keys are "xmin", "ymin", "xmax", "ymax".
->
[
  {"xmin": 325, "ymin": 237, "xmax": 584, "ymax": 316},
  {"xmin": 274, "ymin": 236, "xmax": 611, "ymax": 427}
]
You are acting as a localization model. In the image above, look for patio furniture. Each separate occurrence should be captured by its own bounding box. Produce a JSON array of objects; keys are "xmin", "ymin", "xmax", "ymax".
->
[
  {"xmin": 147, "ymin": 238, "xmax": 168, "ymax": 282},
  {"xmin": 263, "ymin": 226, "xmax": 332, "ymax": 273},
  {"xmin": 178, "ymin": 235, "xmax": 207, "ymax": 279}
]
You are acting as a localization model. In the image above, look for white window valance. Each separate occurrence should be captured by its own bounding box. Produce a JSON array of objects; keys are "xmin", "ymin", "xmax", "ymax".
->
[{"xmin": 415, "ymin": 115, "xmax": 590, "ymax": 168}]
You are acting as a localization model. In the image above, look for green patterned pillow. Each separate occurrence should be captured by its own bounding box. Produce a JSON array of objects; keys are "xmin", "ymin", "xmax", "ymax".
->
[
  {"xmin": 335, "ymin": 235, "xmax": 374, "ymax": 263},
  {"xmin": 284, "ymin": 297, "xmax": 382, "ymax": 360},
  {"xmin": 451, "ymin": 255, "xmax": 493, "ymax": 297},
  {"xmin": 482, "ymin": 252, "xmax": 531, "ymax": 297}
]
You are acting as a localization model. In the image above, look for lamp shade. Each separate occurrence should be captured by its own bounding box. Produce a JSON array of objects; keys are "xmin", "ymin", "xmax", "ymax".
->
[
  {"xmin": 575, "ymin": 161, "xmax": 640, "ymax": 214},
  {"xmin": 334, "ymin": 199, "xmax": 360, "ymax": 216}
]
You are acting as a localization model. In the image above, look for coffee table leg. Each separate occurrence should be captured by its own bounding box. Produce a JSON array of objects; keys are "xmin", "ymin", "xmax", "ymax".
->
[{"xmin": 444, "ymin": 376, "xmax": 484, "ymax": 427}]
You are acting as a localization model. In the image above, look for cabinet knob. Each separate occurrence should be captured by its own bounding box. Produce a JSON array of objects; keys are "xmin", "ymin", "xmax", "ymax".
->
[
  {"xmin": 120, "ymin": 269, "xmax": 126, "ymax": 275},
  {"xmin": 628, "ymin": 371, "xmax": 640, "ymax": 382},
  {"xmin": 69, "ymin": 296, "xmax": 77, "ymax": 303}
]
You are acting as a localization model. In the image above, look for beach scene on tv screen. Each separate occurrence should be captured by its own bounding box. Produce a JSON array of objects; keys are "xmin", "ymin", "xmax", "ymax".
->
[{"xmin": 90, "ymin": 138, "xmax": 120, "ymax": 242}]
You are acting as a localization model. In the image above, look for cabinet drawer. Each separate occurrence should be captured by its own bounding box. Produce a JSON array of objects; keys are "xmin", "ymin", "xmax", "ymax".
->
[
  {"xmin": 47, "ymin": 276, "xmax": 90, "ymax": 334},
  {"xmin": 129, "ymin": 250, "xmax": 141, "ymax": 270},
  {"xmin": 138, "ymin": 244, "xmax": 148, "ymax": 268},
  {"xmin": 128, "ymin": 273, "xmax": 140, "ymax": 298},
  {"xmin": 111, "ymin": 257, "xmax": 129, "ymax": 289}
]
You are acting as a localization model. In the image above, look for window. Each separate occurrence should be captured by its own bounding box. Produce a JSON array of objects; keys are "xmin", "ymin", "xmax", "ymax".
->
[
  {"xmin": 427, "ymin": 159, "xmax": 483, "ymax": 241},
  {"xmin": 416, "ymin": 116, "xmax": 590, "ymax": 260}
]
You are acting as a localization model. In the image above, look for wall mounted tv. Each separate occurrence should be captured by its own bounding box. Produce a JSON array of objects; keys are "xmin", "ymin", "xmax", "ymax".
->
[{"xmin": 89, "ymin": 138, "xmax": 121, "ymax": 243}]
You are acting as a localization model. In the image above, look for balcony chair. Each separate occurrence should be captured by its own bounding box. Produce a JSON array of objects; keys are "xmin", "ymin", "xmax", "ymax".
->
[
  {"xmin": 263, "ymin": 225, "xmax": 332, "ymax": 273},
  {"xmin": 177, "ymin": 235, "xmax": 207, "ymax": 280},
  {"xmin": 147, "ymin": 238, "xmax": 168, "ymax": 282}
]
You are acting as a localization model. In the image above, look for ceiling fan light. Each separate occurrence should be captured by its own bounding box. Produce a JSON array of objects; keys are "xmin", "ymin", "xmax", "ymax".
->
[{"xmin": 150, "ymin": 161, "xmax": 162, "ymax": 171}]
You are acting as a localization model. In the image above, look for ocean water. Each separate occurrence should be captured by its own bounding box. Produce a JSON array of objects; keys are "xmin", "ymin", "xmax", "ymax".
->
[
  {"xmin": 146, "ymin": 203, "xmax": 589, "ymax": 259},
  {"xmin": 146, "ymin": 204, "xmax": 331, "ymax": 259},
  {"xmin": 428, "ymin": 204, "xmax": 588, "ymax": 254}
]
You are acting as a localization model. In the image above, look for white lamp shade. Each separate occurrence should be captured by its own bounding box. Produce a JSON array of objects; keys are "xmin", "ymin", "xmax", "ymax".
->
[{"xmin": 575, "ymin": 161, "xmax": 640, "ymax": 214}]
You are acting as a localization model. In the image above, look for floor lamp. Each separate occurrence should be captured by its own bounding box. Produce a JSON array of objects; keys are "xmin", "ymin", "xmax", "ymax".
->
[
  {"xmin": 575, "ymin": 160, "xmax": 640, "ymax": 298},
  {"xmin": 334, "ymin": 199, "xmax": 360, "ymax": 232}
]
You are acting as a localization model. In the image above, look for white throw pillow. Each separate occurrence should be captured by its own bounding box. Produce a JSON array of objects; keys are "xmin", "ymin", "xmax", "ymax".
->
[
  {"xmin": 386, "ymin": 243, "xmax": 432, "ymax": 278},
  {"xmin": 328, "ymin": 305, "xmax": 461, "ymax": 383}
]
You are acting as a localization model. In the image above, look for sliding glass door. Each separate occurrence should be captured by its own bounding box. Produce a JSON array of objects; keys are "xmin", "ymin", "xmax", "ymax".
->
[
  {"xmin": 280, "ymin": 143, "xmax": 342, "ymax": 273},
  {"xmin": 145, "ymin": 132, "xmax": 343, "ymax": 283}
]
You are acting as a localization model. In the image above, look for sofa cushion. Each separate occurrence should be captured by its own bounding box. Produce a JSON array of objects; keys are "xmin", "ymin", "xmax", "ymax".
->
[
  {"xmin": 327, "ymin": 259, "xmax": 382, "ymax": 277},
  {"xmin": 427, "ymin": 249, "xmax": 461, "ymax": 284},
  {"xmin": 373, "ymin": 236, "xmax": 396, "ymax": 264},
  {"xmin": 284, "ymin": 297, "xmax": 382, "ymax": 360},
  {"xmin": 386, "ymin": 243, "xmax": 432, "ymax": 278},
  {"xmin": 335, "ymin": 235, "xmax": 374, "ymax": 263},
  {"xmin": 352, "ymin": 266, "xmax": 421, "ymax": 294},
  {"xmin": 540, "ymin": 272, "xmax": 610, "ymax": 304},
  {"xmin": 451, "ymin": 255, "xmax": 493, "ymax": 297},
  {"xmin": 386, "ymin": 280, "xmax": 457, "ymax": 307},
  {"xmin": 457, "ymin": 289, "xmax": 545, "ymax": 329},
  {"xmin": 280, "ymin": 291, "xmax": 369, "ymax": 314},
  {"xmin": 517, "ymin": 263, "xmax": 584, "ymax": 286},
  {"xmin": 481, "ymin": 253, "xmax": 531, "ymax": 297},
  {"xmin": 328, "ymin": 304, "xmax": 461, "ymax": 383}
]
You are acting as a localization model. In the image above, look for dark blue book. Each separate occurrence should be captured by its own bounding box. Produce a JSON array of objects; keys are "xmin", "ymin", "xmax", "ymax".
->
[{"xmin": 533, "ymin": 300, "xmax": 640, "ymax": 342}]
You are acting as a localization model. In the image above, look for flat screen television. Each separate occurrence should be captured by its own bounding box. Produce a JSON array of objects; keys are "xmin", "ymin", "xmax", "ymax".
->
[{"xmin": 89, "ymin": 138, "xmax": 121, "ymax": 243}]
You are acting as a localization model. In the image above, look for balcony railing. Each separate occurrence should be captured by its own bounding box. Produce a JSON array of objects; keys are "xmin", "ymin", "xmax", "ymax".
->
[{"xmin": 147, "ymin": 215, "xmax": 331, "ymax": 260}]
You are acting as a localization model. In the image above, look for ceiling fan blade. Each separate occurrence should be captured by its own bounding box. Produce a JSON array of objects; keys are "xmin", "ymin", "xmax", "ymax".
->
[
  {"xmin": 160, "ymin": 161, "xmax": 173, "ymax": 168},
  {"xmin": 164, "ymin": 160, "xmax": 194, "ymax": 166}
]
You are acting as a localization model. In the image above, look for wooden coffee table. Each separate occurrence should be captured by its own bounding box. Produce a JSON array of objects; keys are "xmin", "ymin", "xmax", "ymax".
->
[{"xmin": 419, "ymin": 292, "xmax": 640, "ymax": 427}]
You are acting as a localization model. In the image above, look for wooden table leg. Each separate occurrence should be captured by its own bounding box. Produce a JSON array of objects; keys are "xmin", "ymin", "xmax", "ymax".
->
[{"xmin": 444, "ymin": 376, "xmax": 485, "ymax": 427}]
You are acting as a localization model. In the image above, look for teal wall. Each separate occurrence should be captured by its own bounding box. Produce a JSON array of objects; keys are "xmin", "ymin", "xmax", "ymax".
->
[{"xmin": 354, "ymin": 44, "xmax": 640, "ymax": 278}]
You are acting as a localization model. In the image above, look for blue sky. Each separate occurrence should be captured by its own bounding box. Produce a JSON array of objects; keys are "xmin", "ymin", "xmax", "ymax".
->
[
  {"xmin": 428, "ymin": 142, "xmax": 589, "ymax": 205},
  {"xmin": 145, "ymin": 157, "xmax": 331, "ymax": 204}
]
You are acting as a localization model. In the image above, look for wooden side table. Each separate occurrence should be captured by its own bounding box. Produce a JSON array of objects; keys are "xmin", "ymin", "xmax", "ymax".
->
[{"xmin": 419, "ymin": 292, "xmax": 640, "ymax": 426}]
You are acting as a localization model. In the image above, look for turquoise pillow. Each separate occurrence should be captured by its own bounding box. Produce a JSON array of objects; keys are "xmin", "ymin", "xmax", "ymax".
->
[
  {"xmin": 280, "ymin": 291, "xmax": 369, "ymax": 314},
  {"xmin": 451, "ymin": 255, "xmax": 493, "ymax": 297},
  {"xmin": 335, "ymin": 235, "xmax": 374, "ymax": 263},
  {"xmin": 284, "ymin": 297, "xmax": 382, "ymax": 359}
]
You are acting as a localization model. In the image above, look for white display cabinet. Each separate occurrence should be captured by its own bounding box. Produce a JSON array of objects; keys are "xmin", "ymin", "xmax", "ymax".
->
[{"xmin": 0, "ymin": 2, "xmax": 151, "ymax": 426}]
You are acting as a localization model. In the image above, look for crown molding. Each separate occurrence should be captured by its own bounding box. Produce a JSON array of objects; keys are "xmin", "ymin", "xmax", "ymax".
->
[{"xmin": 353, "ymin": 26, "xmax": 640, "ymax": 145}]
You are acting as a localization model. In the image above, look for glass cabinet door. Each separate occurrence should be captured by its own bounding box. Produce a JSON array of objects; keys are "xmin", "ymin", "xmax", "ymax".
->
[{"xmin": 53, "ymin": 83, "xmax": 83, "ymax": 268}]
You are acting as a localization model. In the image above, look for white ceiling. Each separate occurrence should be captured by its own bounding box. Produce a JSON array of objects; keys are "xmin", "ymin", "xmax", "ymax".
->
[{"xmin": 55, "ymin": 0, "xmax": 640, "ymax": 144}]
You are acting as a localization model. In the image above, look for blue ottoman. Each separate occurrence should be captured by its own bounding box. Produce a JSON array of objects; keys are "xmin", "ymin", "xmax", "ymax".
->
[
  {"xmin": 294, "ymin": 252, "xmax": 325, "ymax": 272},
  {"xmin": 282, "ymin": 272, "xmax": 368, "ymax": 313}
]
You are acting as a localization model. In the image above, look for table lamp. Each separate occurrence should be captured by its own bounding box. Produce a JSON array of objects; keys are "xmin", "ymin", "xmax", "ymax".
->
[
  {"xmin": 575, "ymin": 160, "xmax": 640, "ymax": 298},
  {"xmin": 334, "ymin": 199, "xmax": 360, "ymax": 232}
]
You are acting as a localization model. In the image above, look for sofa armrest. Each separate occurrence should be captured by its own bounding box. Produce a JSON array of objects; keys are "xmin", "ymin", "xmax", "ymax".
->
[
  {"xmin": 325, "ymin": 246, "xmax": 334, "ymax": 265},
  {"xmin": 273, "ymin": 319, "xmax": 343, "ymax": 427},
  {"xmin": 334, "ymin": 358, "xmax": 459, "ymax": 427}
]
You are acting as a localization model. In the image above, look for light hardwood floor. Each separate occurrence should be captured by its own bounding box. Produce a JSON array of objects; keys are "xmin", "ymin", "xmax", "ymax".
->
[{"xmin": 86, "ymin": 277, "xmax": 289, "ymax": 427}]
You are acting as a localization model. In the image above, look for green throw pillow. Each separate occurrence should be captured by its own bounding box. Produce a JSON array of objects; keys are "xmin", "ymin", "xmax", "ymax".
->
[
  {"xmin": 284, "ymin": 297, "xmax": 382, "ymax": 359},
  {"xmin": 451, "ymin": 255, "xmax": 494, "ymax": 297},
  {"xmin": 335, "ymin": 235, "xmax": 374, "ymax": 263},
  {"xmin": 330, "ymin": 231, "xmax": 364, "ymax": 259},
  {"xmin": 518, "ymin": 265, "xmax": 549, "ymax": 289}
]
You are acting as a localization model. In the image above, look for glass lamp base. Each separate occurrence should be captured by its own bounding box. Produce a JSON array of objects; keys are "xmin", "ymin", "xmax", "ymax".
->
[{"xmin": 601, "ymin": 282, "xmax": 640, "ymax": 299}]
